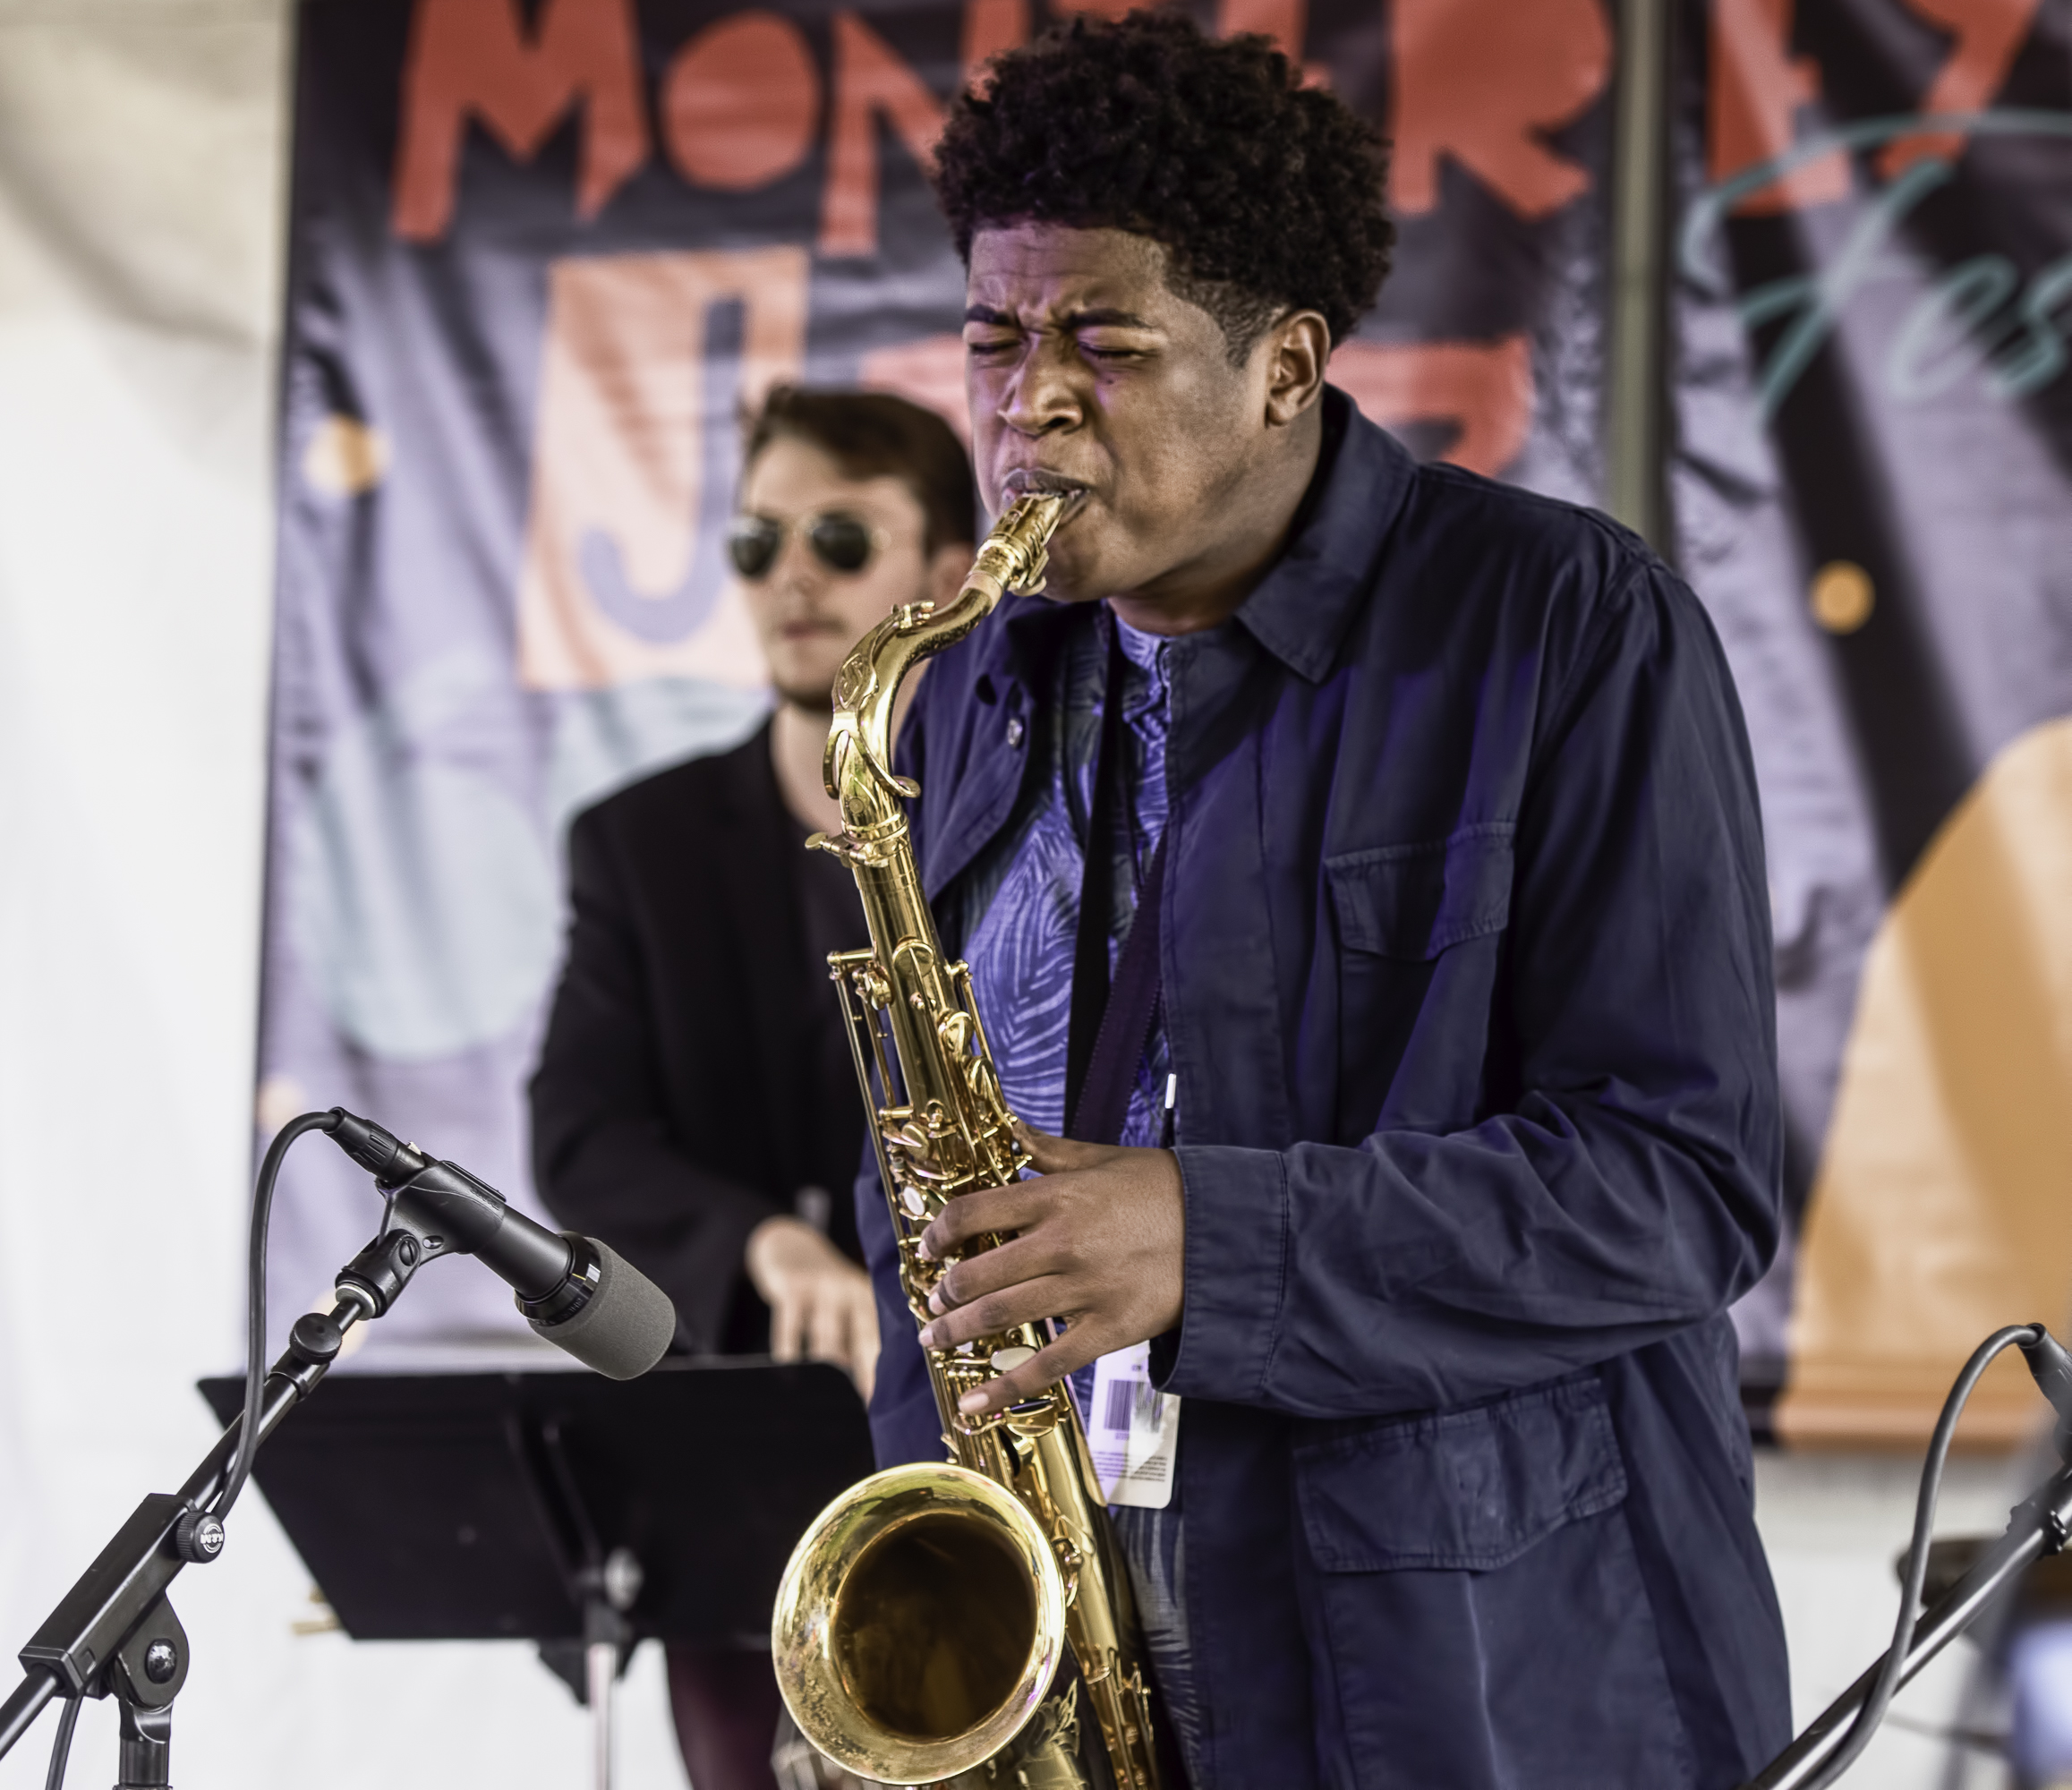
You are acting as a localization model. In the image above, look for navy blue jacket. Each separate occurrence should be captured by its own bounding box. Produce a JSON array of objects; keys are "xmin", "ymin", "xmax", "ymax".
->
[{"xmin": 858, "ymin": 392, "xmax": 1792, "ymax": 1789}]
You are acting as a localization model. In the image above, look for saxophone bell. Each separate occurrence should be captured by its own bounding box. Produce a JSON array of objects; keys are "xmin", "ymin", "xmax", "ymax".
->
[{"xmin": 771, "ymin": 1463, "xmax": 1070, "ymax": 1786}]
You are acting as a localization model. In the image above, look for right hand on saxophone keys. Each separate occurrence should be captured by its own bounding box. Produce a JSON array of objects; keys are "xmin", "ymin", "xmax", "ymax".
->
[{"xmin": 914, "ymin": 1123, "xmax": 1185, "ymax": 1418}]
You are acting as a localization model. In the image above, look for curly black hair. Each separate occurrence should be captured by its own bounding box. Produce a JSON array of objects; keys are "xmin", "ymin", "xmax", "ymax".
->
[{"xmin": 933, "ymin": 10, "xmax": 1394, "ymax": 360}]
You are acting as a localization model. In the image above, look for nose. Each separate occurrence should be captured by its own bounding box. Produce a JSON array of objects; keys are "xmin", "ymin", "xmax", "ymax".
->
[
  {"xmin": 770, "ymin": 526, "xmax": 825, "ymax": 595},
  {"xmin": 996, "ymin": 334, "xmax": 1082, "ymax": 439}
]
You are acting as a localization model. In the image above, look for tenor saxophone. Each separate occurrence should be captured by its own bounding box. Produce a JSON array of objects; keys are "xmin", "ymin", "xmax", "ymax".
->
[{"xmin": 771, "ymin": 492, "xmax": 1164, "ymax": 1790}]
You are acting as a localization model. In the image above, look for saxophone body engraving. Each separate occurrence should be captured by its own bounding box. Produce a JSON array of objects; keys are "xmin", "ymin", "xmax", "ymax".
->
[{"xmin": 771, "ymin": 495, "xmax": 1163, "ymax": 1790}]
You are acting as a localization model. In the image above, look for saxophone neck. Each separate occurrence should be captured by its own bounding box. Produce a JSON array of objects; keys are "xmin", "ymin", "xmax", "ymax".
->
[{"xmin": 822, "ymin": 490, "xmax": 1077, "ymax": 836}]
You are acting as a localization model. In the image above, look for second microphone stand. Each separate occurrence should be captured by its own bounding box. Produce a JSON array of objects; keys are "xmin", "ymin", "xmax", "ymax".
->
[{"xmin": 1744, "ymin": 1326, "xmax": 2072, "ymax": 1788}]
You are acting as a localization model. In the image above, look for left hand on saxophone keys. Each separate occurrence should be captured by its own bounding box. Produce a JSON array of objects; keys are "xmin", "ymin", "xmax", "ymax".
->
[{"xmin": 915, "ymin": 1123, "xmax": 1185, "ymax": 1418}]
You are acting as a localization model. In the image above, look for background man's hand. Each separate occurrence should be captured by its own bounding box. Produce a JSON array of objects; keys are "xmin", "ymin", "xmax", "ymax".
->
[
  {"xmin": 915, "ymin": 1124, "xmax": 1185, "ymax": 1418},
  {"xmin": 746, "ymin": 1215, "xmax": 881, "ymax": 1403}
]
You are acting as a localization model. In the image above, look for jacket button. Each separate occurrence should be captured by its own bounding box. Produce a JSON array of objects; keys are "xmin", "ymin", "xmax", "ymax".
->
[{"xmin": 1006, "ymin": 716, "xmax": 1026, "ymax": 748}]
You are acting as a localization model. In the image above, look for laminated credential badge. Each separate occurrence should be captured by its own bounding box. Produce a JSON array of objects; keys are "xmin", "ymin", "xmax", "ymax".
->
[{"xmin": 1087, "ymin": 1341, "xmax": 1180, "ymax": 1509}]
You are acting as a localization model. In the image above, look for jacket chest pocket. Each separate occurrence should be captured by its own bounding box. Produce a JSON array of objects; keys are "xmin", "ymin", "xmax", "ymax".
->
[
  {"xmin": 1292, "ymin": 1376, "xmax": 1693, "ymax": 1790},
  {"xmin": 1322, "ymin": 824, "xmax": 1514, "ymax": 1138}
]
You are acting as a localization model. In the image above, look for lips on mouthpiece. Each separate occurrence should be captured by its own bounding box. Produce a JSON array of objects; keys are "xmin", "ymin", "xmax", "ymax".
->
[{"xmin": 1002, "ymin": 469, "xmax": 1089, "ymax": 499}]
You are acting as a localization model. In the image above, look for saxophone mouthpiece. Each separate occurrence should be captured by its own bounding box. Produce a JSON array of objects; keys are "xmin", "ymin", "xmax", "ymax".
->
[
  {"xmin": 1000, "ymin": 468, "xmax": 1090, "ymax": 507},
  {"xmin": 981, "ymin": 478, "xmax": 1086, "ymax": 597}
]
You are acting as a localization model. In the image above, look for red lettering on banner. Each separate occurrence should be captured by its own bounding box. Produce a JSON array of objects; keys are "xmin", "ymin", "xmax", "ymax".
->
[
  {"xmin": 1328, "ymin": 337, "xmax": 1533, "ymax": 477},
  {"xmin": 1217, "ymin": 0, "xmax": 1305, "ymax": 58},
  {"xmin": 1036, "ymin": 0, "xmax": 1325, "ymax": 79},
  {"xmin": 392, "ymin": 0, "xmax": 649, "ymax": 243},
  {"xmin": 1880, "ymin": 0, "xmax": 2041, "ymax": 176},
  {"xmin": 819, "ymin": 13, "xmax": 948, "ymax": 258},
  {"xmin": 663, "ymin": 12, "xmax": 821, "ymax": 191},
  {"xmin": 1707, "ymin": 0, "xmax": 1850, "ymax": 214},
  {"xmin": 963, "ymin": 0, "xmax": 1031, "ymax": 80},
  {"xmin": 1048, "ymin": 0, "xmax": 1138, "ymax": 20},
  {"xmin": 1215, "ymin": 0, "xmax": 1330, "ymax": 85},
  {"xmin": 1388, "ymin": 0, "xmax": 1608, "ymax": 219}
]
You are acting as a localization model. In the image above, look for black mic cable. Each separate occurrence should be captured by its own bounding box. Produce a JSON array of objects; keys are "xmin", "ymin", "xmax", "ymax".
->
[
  {"xmin": 1798, "ymin": 1322, "xmax": 2046, "ymax": 1789},
  {"xmin": 40, "ymin": 1693, "xmax": 78, "ymax": 1790},
  {"xmin": 214, "ymin": 1109, "xmax": 342, "ymax": 1523}
]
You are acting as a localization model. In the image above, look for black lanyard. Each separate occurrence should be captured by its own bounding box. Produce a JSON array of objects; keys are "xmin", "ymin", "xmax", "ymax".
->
[{"xmin": 1064, "ymin": 623, "xmax": 1170, "ymax": 1146}]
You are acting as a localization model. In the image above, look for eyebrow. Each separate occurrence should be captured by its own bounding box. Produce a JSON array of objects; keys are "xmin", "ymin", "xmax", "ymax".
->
[{"xmin": 962, "ymin": 304, "xmax": 1161, "ymax": 331}]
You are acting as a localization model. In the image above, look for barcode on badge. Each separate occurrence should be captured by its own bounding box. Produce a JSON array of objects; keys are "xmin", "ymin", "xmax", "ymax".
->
[
  {"xmin": 1102, "ymin": 1377, "xmax": 1164, "ymax": 1436},
  {"xmin": 1087, "ymin": 1341, "xmax": 1178, "ymax": 1510}
]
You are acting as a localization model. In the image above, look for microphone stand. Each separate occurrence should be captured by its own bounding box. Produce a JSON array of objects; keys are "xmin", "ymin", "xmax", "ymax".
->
[
  {"xmin": 1744, "ymin": 1406, "xmax": 2072, "ymax": 1786},
  {"xmin": 0, "ymin": 1181, "xmax": 456, "ymax": 1786}
]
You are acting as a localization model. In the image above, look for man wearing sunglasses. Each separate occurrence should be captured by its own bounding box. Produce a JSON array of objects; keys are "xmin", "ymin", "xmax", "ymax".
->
[
  {"xmin": 530, "ymin": 386, "xmax": 973, "ymax": 1790},
  {"xmin": 855, "ymin": 13, "xmax": 1792, "ymax": 1790}
]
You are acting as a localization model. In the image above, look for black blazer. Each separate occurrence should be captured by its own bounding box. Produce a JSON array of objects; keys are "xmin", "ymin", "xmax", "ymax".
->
[{"xmin": 529, "ymin": 722, "xmax": 867, "ymax": 1353}]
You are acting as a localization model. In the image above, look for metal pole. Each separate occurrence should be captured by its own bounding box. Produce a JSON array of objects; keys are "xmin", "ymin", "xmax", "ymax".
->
[
  {"xmin": 1605, "ymin": 0, "xmax": 1674, "ymax": 551},
  {"xmin": 0, "ymin": 1672, "xmax": 55, "ymax": 1761},
  {"xmin": 586, "ymin": 1639, "xmax": 616, "ymax": 1790}
]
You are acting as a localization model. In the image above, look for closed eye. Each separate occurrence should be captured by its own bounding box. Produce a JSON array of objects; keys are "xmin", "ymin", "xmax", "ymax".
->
[{"xmin": 1077, "ymin": 331, "xmax": 1157, "ymax": 362}]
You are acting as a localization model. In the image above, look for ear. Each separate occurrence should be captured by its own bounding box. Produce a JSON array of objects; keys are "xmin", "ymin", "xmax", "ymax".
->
[
  {"xmin": 1260, "ymin": 310, "xmax": 1330, "ymax": 427},
  {"xmin": 927, "ymin": 541, "xmax": 973, "ymax": 606}
]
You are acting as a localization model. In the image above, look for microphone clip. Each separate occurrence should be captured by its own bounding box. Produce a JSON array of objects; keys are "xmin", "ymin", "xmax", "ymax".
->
[
  {"xmin": 336, "ymin": 1201, "xmax": 447, "ymax": 1320},
  {"xmin": 335, "ymin": 1161, "xmax": 511, "ymax": 1317},
  {"xmin": 332, "ymin": 1151, "xmax": 502, "ymax": 1317}
]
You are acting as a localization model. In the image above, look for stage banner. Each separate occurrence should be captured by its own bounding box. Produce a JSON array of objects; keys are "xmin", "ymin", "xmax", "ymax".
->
[
  {"xmin": 257, "ymin": 0, "xmax": 1621, "ymax": 1348},
  {"xmin": 1676, "ymin": 0, "xmax": 2072, "ymax": 1440}
]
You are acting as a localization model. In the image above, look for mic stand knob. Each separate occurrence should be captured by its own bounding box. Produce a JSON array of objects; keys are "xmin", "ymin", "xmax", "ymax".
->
[
  {"xmin": 288, "ymin": 1311, "xmax": 345, "ymax": 1368},
  {"xmin": 169, "ymin": 1512, "xmax": 224, "ymax": 1566}
]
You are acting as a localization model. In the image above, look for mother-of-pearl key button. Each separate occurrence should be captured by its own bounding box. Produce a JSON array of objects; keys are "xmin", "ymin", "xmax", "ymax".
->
[{"xmin": 990, "ymin": 1345, "xmax": 1036, "ymax": 1372}]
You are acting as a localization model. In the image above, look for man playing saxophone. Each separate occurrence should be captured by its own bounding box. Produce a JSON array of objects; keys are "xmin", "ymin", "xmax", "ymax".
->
[{"xmin": 857, "ymin": 13, "xmax": 1792, "ymax": 1789}]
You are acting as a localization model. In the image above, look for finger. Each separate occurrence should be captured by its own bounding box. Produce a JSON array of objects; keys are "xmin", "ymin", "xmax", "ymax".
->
[
  {"xmin": 919, "ymin": 1181, "xmax": 1051, "ymax": 1260},
  {"xmin": 955, "ymin": 1326, "xmax": 1108, "ymax": 1418},
  {"xmin": 769, "ymin": 1285, "xmax": 804, "ymax": 1362},
  {"xmin": 848, "ymin": 1286, "xmax": 881, "ymax": 1404},
  {"xmin": 917, "ymin": 1273, "xmax": 1076, "ymax": 1352},
  {"xmin": 925, "ymin": 1230, "xmax": 1074, "ymax": 1317},
  {"xmin": 806, "ymin": 1286, "xmax": 848, "ymax": 1365},
  {"xmin": 1012, "ymin": 1121, "xmax": 1112, "ymax": 1176}
]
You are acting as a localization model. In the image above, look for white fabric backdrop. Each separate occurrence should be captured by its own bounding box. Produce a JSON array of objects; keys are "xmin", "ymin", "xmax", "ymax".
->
[
  {"xmin": 0, "ymin": 4, "xmax": 689, "ymax": 1783},
  {"xmin": 0, "ymin": 5, "xmax": 2028, "ymax": 1787}
]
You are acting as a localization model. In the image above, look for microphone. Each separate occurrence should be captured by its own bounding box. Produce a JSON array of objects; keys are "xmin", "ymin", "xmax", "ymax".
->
[{"xmin": 323, "ymin": 1108, "xmax": 676, "ymax": 1380}]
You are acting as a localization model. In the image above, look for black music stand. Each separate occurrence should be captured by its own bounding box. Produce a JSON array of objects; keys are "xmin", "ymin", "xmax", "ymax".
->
[{"xmin": 198, "ymin": 1356, "xmax": 874, "ymax": 1788}]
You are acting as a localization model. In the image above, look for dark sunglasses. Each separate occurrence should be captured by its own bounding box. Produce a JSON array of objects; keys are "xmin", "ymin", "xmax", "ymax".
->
[{"xmin": 727, "ymin": 511, "xmax": 889, "ymax": 581}]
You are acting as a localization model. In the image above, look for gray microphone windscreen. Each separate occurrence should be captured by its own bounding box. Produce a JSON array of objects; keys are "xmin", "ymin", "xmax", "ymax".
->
[{"xmin": 529, "ymin": 1239, "xmax": 676, "ymax": 1379}]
